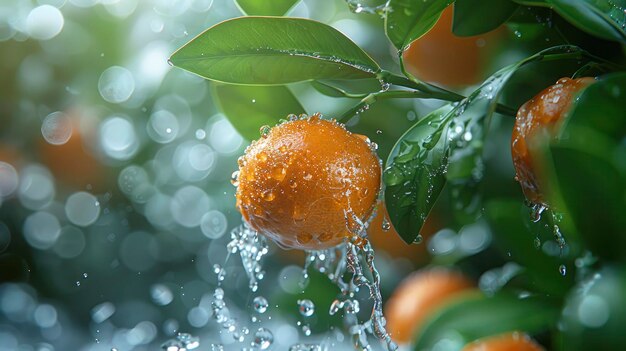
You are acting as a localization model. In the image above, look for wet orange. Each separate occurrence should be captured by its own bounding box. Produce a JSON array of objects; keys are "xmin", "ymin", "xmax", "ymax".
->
[
  {"xmin": 462, "ymin": 332, "xmax": 545, "ymax": 351},
  {"xmin": 235, "ymin": 114, "xmax": 381, "ymax": 250},
  {"xmin": 402, "ymin": 6, "xmax": 502, "ymax": 87},
  {"xmin": 385, "ymin": 268, "xmax": 474, "ymax": 344},
  {"xmin": 511, "ymin": 77, "xmax": 594, "ymax": 205}
]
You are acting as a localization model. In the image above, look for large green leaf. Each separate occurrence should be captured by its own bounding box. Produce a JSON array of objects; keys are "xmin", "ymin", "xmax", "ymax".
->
[
  {"xmin": 212, "ymin": 84, "xmax": 306, "ymax": 140},
  {"xmin": 169, "ymin": 17, "xmax": 380, "ymax": 85},
  {"xmin": 542, "ymin": 73, "xmax": 626, "ymax": 261},
  {"xmin": 385, "ymin": 0, "xmax": 453, "ymax": 51},
  {"xmin": 547, "ymin": 0, "xmax": 626, "ymax": 43},
  {"xmin": 547, "ymin": 135, "xmax": 626, "ymax": 261},
  {"xmin": 453, "ymin": 0, "xmax": 518, "ymax": 36},
  {"xmin": 384, "ymin": 48, "xmax": 544, "ymax": 244},
  {"xmin": 414, "ymin": 293, "xmax": 559, "ymax": 350},
  {"xmin": 561, "ymin": 72, "xmax": 626, "ymax": 142},
  {"xmin": 384, "ymin": 104, "xmax": 454, "ymax": 243},
  {"xmin": 486, "ymin": 200, "xmax": 576, "ymax": 296},
  {"xmin": 234, "ymin": 0, "xmax": 300, "ymax": 16}
]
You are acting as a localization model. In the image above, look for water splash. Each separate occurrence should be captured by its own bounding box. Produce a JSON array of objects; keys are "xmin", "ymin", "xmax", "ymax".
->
[
  {"xmin": 304, "ymin": 239, "xmax": 398, "ymax": 351},
  {"xmin": 227, "ymin": 223, "xmax": 269, "ymax": 292},
  {"xmin": 161, "ymin": 333, "xmax": 200, "ymax": 351}
]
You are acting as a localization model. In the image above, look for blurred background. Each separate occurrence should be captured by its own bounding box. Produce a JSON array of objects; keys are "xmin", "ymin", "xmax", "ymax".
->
[{"xmin": 0, "ymin": 0, "xmax": 623, "ymax": 350}]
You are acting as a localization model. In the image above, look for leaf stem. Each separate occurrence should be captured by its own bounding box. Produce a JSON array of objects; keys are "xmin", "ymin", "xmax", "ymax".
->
[{"xmin": 379, "ymin": 70, "xmax": 517, "ymax": 116}]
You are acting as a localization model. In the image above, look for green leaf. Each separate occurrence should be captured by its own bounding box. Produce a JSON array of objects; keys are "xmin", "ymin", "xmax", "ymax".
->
[
  {"xmin": 211, "ymin": 83, "xmax": 306, "ymax": 140},
  {"xmin": 384, "ymin": 104, "xmax": 454, "ymax": 244},
  {"xmin": 310, "ymin": 81, "xmax": 366, "ymax": 98},
  {"xmin": 511, "ymin": 0, "xmax": 549, "ymax": 6},
  {"xmin": 453, "ymin": 0, "xmax": 518, "ymax": 36},
  {"xmin": 169, "ymin": 17, "xmax": 380, "ymax": 85},
  {"xmin": 562, "ymin": 72, "xmax": 626, "ymax": 142},
  {"xmin": 385, "ymin": 46, "xmax": 588, "ymax": 244},
  {"xmin": 385, "ymin": 52, "xmax": 535, "ymax": 244},
  {"xmin": 547, "ymin": 135, "xmax": 626, "ymax": 261},
  {"xmin": 486, "ymin": 200, "xmax": 576, "ymax": 296},
  {"xmin": 542, "ymin": 73, "xmax": 626, "ymax": 261},
  {"xmin": 385, "ymin": 0, "xmax": 453, "ymax": 50},
  {"xmin": 414, "ymin": 293, "xmax": 560, "ymax": 350},
  {"xmin": 546, "ymin": 0, "xmax": 626, "ymax": 42},
  {"xmin": 235, "ymin": 0, "xmax": 300, "ymax": 16}
]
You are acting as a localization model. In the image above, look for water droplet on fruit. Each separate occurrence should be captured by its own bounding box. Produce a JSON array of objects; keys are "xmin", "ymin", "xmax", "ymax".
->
[
  {"xmin": 259, "ymin": 125, "xmax": 271, "ymax": 138},
  {"xmin": 272, "ymin": 167, "xmax": 286, "ymax": 182},
  {"xmin": 296, "ymin": 233, "xmax": 312, "ymax": 244},
  {"xmin": 262, "ymin": 191, "xmax": 275, "ymax": 202}
]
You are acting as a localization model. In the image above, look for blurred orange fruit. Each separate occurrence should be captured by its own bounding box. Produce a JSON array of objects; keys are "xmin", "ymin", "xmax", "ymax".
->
[
  {"xmin": 385, "ymin": 268, "xmax": 474, "ymax": 344},
  {"xmin": 511, "ymin": 77, "xmax": 595, "ymax": 205},
  {"xmin": 39, "ymin": 110, "xmax": 106, "ymax": 190},
  {"xmin": 402, "ymin": 6, "xmax": 502, "ymax": 87},
  {"xmin": 462, "ymin": 332, "xmax": 545, "ymax": 351},
  {"xmin": 235, "ymin": 114, "xmax": 381, "ymax": 250}
]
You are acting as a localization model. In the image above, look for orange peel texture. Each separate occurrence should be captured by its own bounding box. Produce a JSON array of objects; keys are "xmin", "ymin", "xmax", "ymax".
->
[
  {"xmin": 511, "ymin": 77, "xmax": 594, "ymax": 205},
  {"xmin": 235, "ymin": 115, "xmax": 381, "ymax": 250},
  {"xmin": 385, "ymin": 268, "xmax": 474, "ymax": 344}
]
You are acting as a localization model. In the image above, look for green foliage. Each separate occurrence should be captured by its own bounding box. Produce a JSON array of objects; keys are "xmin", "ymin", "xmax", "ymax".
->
[
  {"xmin": 559, "ymin": 266, "xmax": 626, "ymax": 350},
  {"xmin": 453, "ymin": 0, "xmax": 518, "ymax": 36},
  {"xmin": 414, "ymin": 292, "xmax": 560, "ymax": 350},
  {"xmin": 546, "ymin": 0, "xmax": 626, "ymax": 43},
  {"xmin": 486, "ymin": 200, "xmax": 576, "ymax": 296},
  {"xmin": 212, "ymin": 84, "xmax": 306, "ymax": 140},
  {"xmin": 384, "ymin": 105, "xmax": 453, "ymax": 244},
  {"xmin": 235, "ymin": 0, "xmax": 300, "ymax": 16},
  {"xmin": 169, "ymin": 0, "xmax": 626, "ymax": 348},
  {"xmin": 385, "ymin": 46, "xmax": 586, "ymax": 244},
  {"xmin": 385, "ymin": 0, "xmax": 452, "ymax": 51},
  {"xmin": 169, "ymin": 17, "xmax": 379, "ymax": 85}
]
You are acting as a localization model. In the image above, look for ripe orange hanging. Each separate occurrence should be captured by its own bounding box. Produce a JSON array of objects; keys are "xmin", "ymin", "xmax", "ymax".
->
[
  {"xmin": 235, "ymin": 114, "xmax": 381, "ymax": 250},
  {"xmin": 511, "ymin": 77, "xmax": 595, "ymax": 205}
]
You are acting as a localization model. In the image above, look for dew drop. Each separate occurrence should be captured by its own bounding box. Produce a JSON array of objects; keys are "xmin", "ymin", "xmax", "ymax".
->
[
  {"xmin": 381, "ymin": 217, "xmax": 391, "ymax": 232},
  {"xmin": 559, "ymin": 264, "xmax": 567, "ymax": 276},
  {"xmin": 272, "ymin": 167, "xmax": 286, "ymax": 182},
  {"xmin": 252, "ymin": 327, "xmax": 273, "ymax": 350},
  {"xmin": 297, "ymin": 299, "xmax": 315, "ymax": 317},
  {"xmin": 259, "ymin": 125, "xmax": 271, "ymax": 138},
  {"xmin": 262, "ymin": 191, "xmax": 276, "ymax": 202},
  {"xmin": 253, "ymin": 296, "xmax": 268, "ymax": 314}
]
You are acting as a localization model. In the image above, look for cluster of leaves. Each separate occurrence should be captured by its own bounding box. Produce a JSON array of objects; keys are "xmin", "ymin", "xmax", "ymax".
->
[{"xmin": 170, "ymin": 0, "xmax": 626, "ymax": 350}]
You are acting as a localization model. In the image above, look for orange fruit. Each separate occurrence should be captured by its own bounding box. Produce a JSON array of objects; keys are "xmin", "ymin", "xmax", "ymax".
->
[
  {"xmin": 39, "ymin": 115, "xmax": 106, "ymax": 191},
  {"xmin": 401, "ymin": 6, "xmax": 502, "ymax": 87},
  {"xmin": 384, "ymin": 268, "xmax": 474, "ymax": 344},
  {"xmin": 511, "ymin": 77, "xmax": 595, "ymax": 205},
  {"xmin": 462, "ymin": 332, "xmax": 545, "ymax": 351},
  {"xmin": 235, "ymin": 114, "xmax": 381, "ymax": 250}
]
